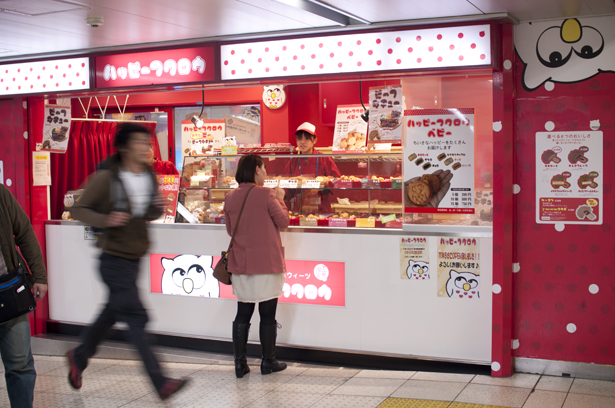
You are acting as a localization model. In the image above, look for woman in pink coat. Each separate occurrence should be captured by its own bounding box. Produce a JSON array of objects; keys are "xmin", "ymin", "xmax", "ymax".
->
[{"xmin": 224, "ymin": 154, "xmax": 289, "ymax": 379}]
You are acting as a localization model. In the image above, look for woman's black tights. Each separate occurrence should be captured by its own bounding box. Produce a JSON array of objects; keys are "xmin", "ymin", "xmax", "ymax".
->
[{"xmin": 235, "ymin": 298, "xmax": 278, "ymax": 325}]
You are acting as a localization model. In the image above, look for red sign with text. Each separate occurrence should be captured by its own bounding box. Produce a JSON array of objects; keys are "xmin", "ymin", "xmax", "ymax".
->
[
  {"xmin": 95, "ymin": 47, "xmax": 215, "ymax": 88},
  {"xmin": 150, "ymin": 254, "xmax": 345, "ymax": 307}
]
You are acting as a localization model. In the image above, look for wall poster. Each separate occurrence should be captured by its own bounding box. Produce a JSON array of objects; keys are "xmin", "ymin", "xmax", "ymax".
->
[
  {"xmin": 400, "ymin": 237, "xmax": 430, "ymax": 280},
  {"xmin": 41, "ymin": 104, "xmax": 71, "ymax": 153},
  {"xmin": 368, "ymin": 85, "xmax": 402, "ymax": 149},
  {"xmin": 437, "ymin": 237, "xmax": 480, "ymax": 300},
  {"xmin": 536, "ymin": 131, "xmax": 603, "ymax": 224},
  {"xmin": 404, "ymin": 109, "xmax": 475, "ymax": 214},
  {"xmin": 180, "ymin": 119, "xmax": 225, "ymax": 157},
  {"xmin": 332, "ymin": 104, "xmax": 368, "ymax": 153}
]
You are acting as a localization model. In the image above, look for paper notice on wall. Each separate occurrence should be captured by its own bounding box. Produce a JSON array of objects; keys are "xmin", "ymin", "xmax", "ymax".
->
[
  {"xmin": 404, "ymin": 109, "xmax": 475, "ymax": 214},
  {"xmin": 535, "ymin": 131, "xmax": 603, "ymax": 225},
  {"xmin": 32, "ymin": 151, "xmax": 51, "ymax": 186},
  {"xmin": 332, "ymin": 104, "xmax": 368, "ymax": 153},
  {"xmin": 437, "ymin": 237, "xmax": 480, "ymax": 299},
  {"xmin": 0, "ymin": 161, "xmax": 3, "ymax": 185},
  {"xmin": 41, "ymin": 104, "xmax": 71, "ymax": 153},
  {"xmin": 156, "ymin": 175, "xmax": 180, "ymax": 224},
  {"xmin": 181, "ymin": 119, "xmax": 224, "ymax": 157},
  {"xmin": 400, "ymin": 237, "xmax": 430, "ymax": 280},
  {"xmin": 368, "ymin": 85, "xmax": 402, "ymax": 149},
  {"xmin": 224, "ymin": 115, "xmax": 260, "ymax": 146}
]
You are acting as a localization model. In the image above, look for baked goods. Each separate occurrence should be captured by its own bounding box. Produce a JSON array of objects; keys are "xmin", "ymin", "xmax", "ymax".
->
[
  {"xmin": 444, "ymin": 158, "xmax": 454, "ymax": 166},
  {"xmin": 407, "ymin": 181, "xmax": 432, "ymax": 206},
  {"xmin": 452, "ymin": 162, "xmax": 461, "ymax": 170},
  {"xmin": 415, "ymin": 158, "xmax": 424, "ymax": 166},
  {"xmin": 407, "ymin": 153, "xmax": 417, "ymax": 162},
  {"xmin": 437, "ymin": 153, "xmax": 447, "ymax": 161},
  {"xmin": 541, "ymin": 149, "xmax": 561, "ymax": 164},
  {"xmin": 550, "ymin": 174, "xmax": 570, "ymax": 189},
  {"xmin": 369, "ymin": 130, "xmax": 380, "ymax": 140},
  {"xmin": 421, "ymin": 174, "xmax": 441, "ymax": 192},
  {"xmin": 578, "ymin": 174, "xmax": 598, "ymax": 189},
  {"xmin": 568, "ymin": 149, "xmax": 588, "ymax": 164},
  {"xmin": 422, "ymin": 163, "xmax": 431, "ymax": 170}
]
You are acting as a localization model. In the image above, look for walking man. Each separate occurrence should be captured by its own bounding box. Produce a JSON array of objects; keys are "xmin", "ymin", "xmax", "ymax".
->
[{"xmin": 67, "ymin": 123, "xmax": 187, "ymax": 400}]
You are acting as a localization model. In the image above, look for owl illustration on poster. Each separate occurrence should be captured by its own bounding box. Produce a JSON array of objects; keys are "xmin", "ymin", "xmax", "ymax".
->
[
  {"xmin": 161, "ymin": 254, "xmax": 220, "ymax": 298},
  {"xmin": 263, "ymin": 85, "xmax": 286, "ymax": 109},
  {"xmin": 407, "ymin": 260, "xmax": 430, "ymax": 280},
  {"xmin": 445, "ymin": 270, "xmax": 480, "ymax": 299}
]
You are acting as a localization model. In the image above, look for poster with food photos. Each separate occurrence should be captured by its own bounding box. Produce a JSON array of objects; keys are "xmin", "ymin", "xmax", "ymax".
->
[
  {"xmin": 332, "ymin": 104, "xmax": 367, "ymax": 153},
  {"xmin": 400, "ymin": 237, "xmax": 430, "ymax": 280},
  {"xmin": 535, "ymin": 131, "xmax": 603, "ymax": 225},
  {"xmin": 437, "ymin": 237, "xmax": 480, "ymax": 300},
  {"xmin": 403, "ymin": 109, "xmax": 475, "ymax": 214},
  {"xmin": 368, "ymin": 85, "xmax": 402, "ymax": 148},
  {"xmin": 157, "ymin": 175, "xmax": 180, "ymax": 224},
  {"xmin": 181, "ymin": 119, "xmax": 225, "ymax": 158},
  {"xmin": 41, "ymin": 104, "xmax": 71, "ymax": 153}
]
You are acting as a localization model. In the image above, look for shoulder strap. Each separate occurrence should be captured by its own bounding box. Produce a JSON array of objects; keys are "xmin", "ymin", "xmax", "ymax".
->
[{"xmin": 227, "ymin": 185, "xmax": 256, "ymax": 252}]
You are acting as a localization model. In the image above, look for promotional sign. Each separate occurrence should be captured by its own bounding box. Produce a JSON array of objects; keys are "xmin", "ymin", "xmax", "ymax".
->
[
  {"xmin": 41, "ymin": 104, "xmax": 71, "ymax": 153},
  {"xmin": 224, "ymin": 115, "xmax": 261, "ymax": 146},
  {"xmin": 536, "ymin": 131, "xmax": 603, "ymax": 224},
  {"xmin": 437, "ymin": 237, "xmax": 480, "ymax": 299},
  {"xmin": 332, "ymin": 105, "xmax": 368, "ymax": 153},
  {"xmin": 400, "ymin": 237, "xmax": 430, "ymax": 280},
  {"xmin": 368, "ymin": 85, "xmax": 403, "ymax": 147},
  {"xmin": 32, "ymin": 152, "xmax": 51, "ymax": 186},
  {"xmin": 150, "ymin": 254, "xmax": 345, "ymax": 307},
  {"xmin": 157, "ymin": 175, "xmax": 180, "ymax": 223},
  {"xmin": 95, "ymin": 47, "xmax": 215, "ymax": 88},
  {"xmin": 181, "ymin": 120, "xmax": 224, "ymax": 157},
  {"xmin": 404, "ymin": 109, "xmax": 475, "ymax": 214}
]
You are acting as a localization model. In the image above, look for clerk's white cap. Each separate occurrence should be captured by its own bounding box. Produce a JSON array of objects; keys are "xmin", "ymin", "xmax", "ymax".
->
[{"xmin": 295, "ymin": 122, "xmax": 316, "ymax": 136}]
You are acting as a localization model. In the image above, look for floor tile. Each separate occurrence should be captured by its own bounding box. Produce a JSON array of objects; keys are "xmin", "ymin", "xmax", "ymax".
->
[
  {"xmin": 379, "ymin": 398, "xmax": 450, "ymax": 407},
  {"xmin": 275, "ymin": 375, "xmax": 347, "ymax": 395},
  {"xmin": 355, "ymin": 370, "xmax": 416, "ymax": 380},
  {"xmin": 313, "ymin": 394, "xmax": 386, "ymax": 408},
  {"xmin": 455, "ymin": 383, "xmax": 531, "ymax": 408},
  {"xmin": 568, "ymin": 378, "xmax": 615, "ymax": 397},
  {"xmin": 410, "ymin": 372, "xmax": 475, "ymax": 383},
  {"xmin": 534, "ymin": 376, "xmax": 574, "ymax": 392},
  {"xmin": 331, "ymin": 377, "xmax": 406, "ymax": 397},
  {"xmin": 246, "ymin": 390, "xmax": 324, "ymax": 408},
  {"xmin": 563, "ymin": 393, "xmax": 615, "ymax": 408},
  {"xmin": 391, "ymin": 379, "xmax": 467, "ymax": 401},
  {"xmin": 522, "ymin": 390, "xmax": 567, "ymax": 408},
  {"xmin": 181, "ymin": 387, "xmax": 268, "ymax": 408},
  {"xmin": 470, "ymin": 373, "xmax": 540, "ymax": 389},
  {"xmin": 300, "ymin": 368, "xmax": 361, "ymax": 378}
]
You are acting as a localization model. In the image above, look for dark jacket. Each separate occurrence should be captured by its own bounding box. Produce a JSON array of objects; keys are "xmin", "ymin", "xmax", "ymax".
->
[
  {"xmin": 0, "ymin": 184, "xmax": 47, "ymax": 285},
  {"xmin": 71, "ymin": 154, "xmax": 163, "ymax": 260}
]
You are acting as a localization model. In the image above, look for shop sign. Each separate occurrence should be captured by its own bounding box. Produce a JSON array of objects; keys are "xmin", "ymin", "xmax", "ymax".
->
[
  {"xmin": 437, "ymin": 237, "xmax": 480, "ymax": 299},
  {"xmin": 95, "ymin": 46, "xmax": 215, "ymax": 88},
  {"xmin": 535, "ymin": 131, "xmax": 603, "ymax": 224},
  {"xmin": 400, "ymin": 237, "xmax": 430, "ymax": 280},
  {"xmin": 0, "ymin": 57, "xmax": 90, "ymax": 96},
  {"xmin": 221, "ymin": 24, "xmax": 491, "ymax": 80},
  {"xmin": 332, "ymin": 105, "xmax": 367, "ymax": 153},
  {"xmin": 41, "ymin": 104, "xmax": 71, "ymax": 153},
  {"xmin": 150, "ymin": 254, "xmax": 345, "ymax": 307},
  {"xmin": 32, "ymin": 152, "xmax": 51, "ymax": 186},
  {"xmin": 404, "ymin": 108, "xmax": 475, "ymax": 214}
]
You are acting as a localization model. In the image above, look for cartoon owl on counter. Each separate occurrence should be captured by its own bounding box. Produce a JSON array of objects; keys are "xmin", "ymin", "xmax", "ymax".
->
[{"xmin": 445, "ymin": 270, "xmax": 479, "ymax": 299}]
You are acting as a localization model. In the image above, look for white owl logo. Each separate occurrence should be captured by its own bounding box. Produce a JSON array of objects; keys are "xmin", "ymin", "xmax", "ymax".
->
[
  {"xmin": 445, "ymin": 270, "xmax": 479, "ymax": 299},
  {"xmin": 406, "ymin": 260, "xmax": 430, "ymax": 280},
  {"xmin": 262, "ymin": 85, "xmax": 286, "ymax": 109},
  {"xmin": 161, "ymin": 255, "xmax": 220, "ymax": 298}
]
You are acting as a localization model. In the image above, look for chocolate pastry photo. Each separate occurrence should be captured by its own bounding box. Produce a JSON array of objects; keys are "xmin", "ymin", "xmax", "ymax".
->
[
  {"xmin": 550, "ymin": 174, "xmax": 571, "ymax": 189},
  {"xmin": 577, "ymin": 173, "xmax": 599, "ymax": 189},
  {"xmin": 404, "ymin": 170, "xmax": 454, "ymax": 208},
  {"xmin": 568, "ymin": 148, "xmax": 588, "ymax": 164},
  {"xmin": 576, "ymin": 205, "xmax": 597, "ymax": 220},
  {"xmin": 541, "ymin": 149, "xmax": 561, "ymax": 164}
]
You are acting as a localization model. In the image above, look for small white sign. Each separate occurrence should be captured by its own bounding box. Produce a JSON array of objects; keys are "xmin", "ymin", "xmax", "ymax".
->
[
  {"xmin": 279, "ymin": 179, "xmax": 298, "ymax": 189},
  {"xmin": 84, "ymin": 226, "xmax": 96, "ymax": 240},
  {"xmin": 32, "ymin": 152, "xmax": 51, "ymax": 186},
  {"xmin": 302, "ymin": 180, "xmax": 321, "ymax": 189},
  {"xmin": 263, "ymin": 179, "xmax": 278, "ymax": 188},
  {"xmin": 0, "ymin": 161, "xmax": 3, "ymax": 184}
]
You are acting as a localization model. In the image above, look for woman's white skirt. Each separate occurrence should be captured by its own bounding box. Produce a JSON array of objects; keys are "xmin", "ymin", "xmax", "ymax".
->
[{"xmin": 232, "ymin": 272, "xmax": 286, "ymax": 303}]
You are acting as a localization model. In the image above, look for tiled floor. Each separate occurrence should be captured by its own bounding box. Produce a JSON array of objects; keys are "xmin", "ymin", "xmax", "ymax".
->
[{"xmin": 0, "ymin": 356, "xmax": 613, "ymax": 407}]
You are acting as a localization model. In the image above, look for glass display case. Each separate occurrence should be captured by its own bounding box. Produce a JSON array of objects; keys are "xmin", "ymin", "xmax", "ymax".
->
[{"xmin": 176, "ymin": 153, "xmax": 404, "ymax": 228}]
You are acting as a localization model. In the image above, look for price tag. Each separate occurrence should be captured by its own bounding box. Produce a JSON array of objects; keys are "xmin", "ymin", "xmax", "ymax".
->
[
  {"xmin": 302, "ymin": 180, "xmax": 321, "ymax": 189},
  {"xmin": 373, "ymin": 143, "xmax": 392, "ymax": 153},
  {"xmin": 263, "ymin": 179, "xmax": 278, "ymax": 188},
  {"xmin": 328, "ymin": 218, "xmax": 347, "ymax": 227},
  {"xmin": 222, "ymin": 145, "xmax": 238, "ymax": 155},
  {"xmin": 279, "ymin": 179, "xmax": 299, "ymax": 189},
  {"xmin": 356, "ymin": 218, "xmax": 376, "ymax": 228},
  {"xmin": 381, "ymin": 214, "xmax": 396, "ymax": 223}
]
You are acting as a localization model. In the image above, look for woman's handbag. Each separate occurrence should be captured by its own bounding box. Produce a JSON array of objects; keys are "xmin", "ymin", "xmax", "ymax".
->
[
  {"xmin": 0, "ymin": 258, "xmax": 36, "ymax": 325},
  {"xmin": 213, "ymin": 185, "xmax": 255, "ymax": 285}
]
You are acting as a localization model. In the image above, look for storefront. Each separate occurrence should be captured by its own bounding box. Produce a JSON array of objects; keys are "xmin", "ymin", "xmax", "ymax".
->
[{"xmin": 1, "ymin": 19, "xmax": 516, "ymax": 376}]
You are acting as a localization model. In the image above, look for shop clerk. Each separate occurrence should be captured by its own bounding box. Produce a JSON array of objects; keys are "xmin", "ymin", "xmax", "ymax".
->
[{"xmin": 283, "ymin": 122, "xmax": 341, "ymax": 213}]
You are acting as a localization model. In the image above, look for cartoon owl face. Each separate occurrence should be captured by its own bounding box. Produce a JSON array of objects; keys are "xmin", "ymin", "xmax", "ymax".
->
[
  {"xmin": 262, "ymin": 85, "xmax": 286, "ymax": 109},
  {"xmin": 161, "ymin": 254, "xmax": 220, "ymax": 298},
  {"xmin": 446, "ymin": 270, "xmax": 479, "ymax": 299},
  {"xmin": 406, "ymin": 260, "xmax": 430, "ymax": 280}
]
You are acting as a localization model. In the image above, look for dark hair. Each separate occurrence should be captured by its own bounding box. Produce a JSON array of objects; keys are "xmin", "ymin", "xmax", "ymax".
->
[
  {"xmin": 295, "ymin": 130, "xmax": 316, "ymax": 141},
  {"xmin": 235, "ymin": 154, "xmax": 265, "ymax": 184},
  {"xmin": 113, "ymin": 123, "xmax": 151, "ymax": 150}
]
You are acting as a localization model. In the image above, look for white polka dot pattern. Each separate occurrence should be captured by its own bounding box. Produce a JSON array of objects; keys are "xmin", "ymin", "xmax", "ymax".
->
[{"xmin": 221, "ymin": 25, "xmax": 491, "ymax": 80}]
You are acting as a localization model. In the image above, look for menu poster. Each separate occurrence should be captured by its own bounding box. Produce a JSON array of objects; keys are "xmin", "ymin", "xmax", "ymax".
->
[
  {"xmin": 224, "ymin": 115, "xmax": 260, "ymax": 146},
  {"xmin": 41, "ymin": 104, "xmax": 71, "ymax": 153},
  {"xmin": 181, "ymin": 119, "xmax": 225, "ymax": 157},
  {"xmin": 368, "ymin": 85, "xmax": 403, "ymax": 149},
  {"xmin": 404, "ymin": 109, "xmax": 475, "ymax": 214},
  {"xmin": 157, "ymin": 175, "xmax": 180, "ymax": 224},
  {"xmin": 332, "ymin": 104, "xmax": 368, "ymax": 153},
  {"xmin": 32, "ymin": 151, "xmax": 51, "ymax": 186},
  {"xmin": 536, "ymin": 131, "xmax": 603, "ymax": 224},
  {"xmin": 437, "ymin": 237, "xmax": 480, "ymax": 300},
  {"xmin": 400, "ymin": 237, "xmax": 430, "ymax": 280}
]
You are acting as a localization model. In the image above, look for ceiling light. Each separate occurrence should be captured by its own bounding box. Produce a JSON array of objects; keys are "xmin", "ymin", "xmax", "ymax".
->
[
  {"xmin": 273, "ymin": 0, "xmax": 370, "ymax": 26},
  {"xmin": 191, "ymin": 115, "xmax": 204, "ymax": 128}
]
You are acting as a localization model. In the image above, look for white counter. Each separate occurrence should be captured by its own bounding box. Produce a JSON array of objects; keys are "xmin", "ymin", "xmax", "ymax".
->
[{"xmin": 46, "ymin": 221, "xmax": 492, "ymax": 365}]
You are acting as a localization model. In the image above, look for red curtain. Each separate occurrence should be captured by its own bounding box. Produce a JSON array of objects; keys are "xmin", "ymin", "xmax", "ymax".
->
[{"xmin": 50, "ymin": 121, "xmax": 159, "ymax": 219}]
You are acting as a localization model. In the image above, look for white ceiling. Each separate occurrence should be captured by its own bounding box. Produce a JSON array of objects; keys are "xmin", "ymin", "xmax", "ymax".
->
[{"xmin": 0, "ymin": 0, "xmax": 613, "ymax": 62}]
